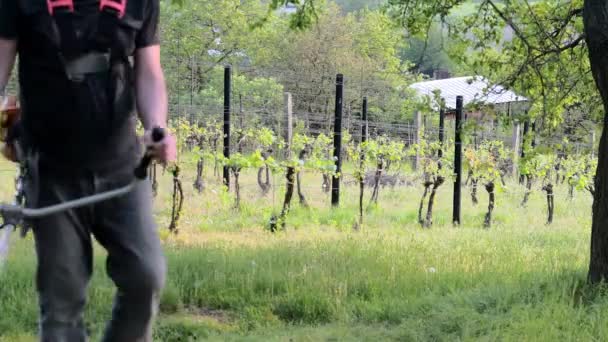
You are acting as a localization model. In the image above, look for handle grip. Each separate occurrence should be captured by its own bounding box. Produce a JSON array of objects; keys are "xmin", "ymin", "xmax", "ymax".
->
[{"xmin": 134, "ymin": 127, "xmax": 166, "ymax": 180}]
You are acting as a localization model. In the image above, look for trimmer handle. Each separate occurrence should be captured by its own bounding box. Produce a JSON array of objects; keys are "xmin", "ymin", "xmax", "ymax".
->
[{"xmin": 134, "ymin": 127, "xmax": 165, "ymax": 180}]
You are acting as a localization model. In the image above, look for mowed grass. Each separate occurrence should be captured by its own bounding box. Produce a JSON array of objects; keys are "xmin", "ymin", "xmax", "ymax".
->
[{"xmin": 0, "ymin": 157, "xmax": 603, "ymax": 341}]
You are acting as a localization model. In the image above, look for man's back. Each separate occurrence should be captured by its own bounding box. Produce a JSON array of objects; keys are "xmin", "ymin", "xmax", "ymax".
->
[
  {"xmin": 1, "ymin": 0, "xmax": 159, "ymax": 169},
  {"xmin": 0, "ymin": 0, "xmax": 176, "ymax": 339}
]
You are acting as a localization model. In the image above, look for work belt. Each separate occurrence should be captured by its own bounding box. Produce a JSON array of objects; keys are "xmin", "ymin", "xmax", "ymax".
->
[{"xmin": 64, "ymin": 52, "xmax": 134, "ymax": 81}]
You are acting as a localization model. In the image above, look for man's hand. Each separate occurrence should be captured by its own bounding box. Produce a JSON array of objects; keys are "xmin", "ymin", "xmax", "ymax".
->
[
  {"xmin": 1, "ymin": 142, "xmax": 17, "ymax": 162},
  {"xmin": 143, "ymin": 129, "xmax": 177, "ymax": 164},
  {"xmin": 135, "ymin": 46, "xmax": 173, "ymax": 164},
  {"xmin": 1, "ymin": 95, "xmax": 19, "ymax": 163},
  {"xmin": 0, "ymin": 39, "xmax": 18, "ymax": 159}
]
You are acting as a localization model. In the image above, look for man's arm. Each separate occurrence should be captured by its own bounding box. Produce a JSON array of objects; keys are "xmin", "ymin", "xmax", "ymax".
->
[
  {"xmin": 135, "ymin": 45, "xmax": 167, "ymax": 130},
  {"xmin": 134, "ymin": 45, "xmax": 176, "ymax": 163},
  {"xmin": 0, "ymin": 38, "xmax": 17, "ymax": 95}
]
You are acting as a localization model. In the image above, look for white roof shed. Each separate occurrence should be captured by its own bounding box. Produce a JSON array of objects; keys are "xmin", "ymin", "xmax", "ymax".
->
[{"xmin": 409, "ymin": 76, "xmax": 528, "ymax": 111}]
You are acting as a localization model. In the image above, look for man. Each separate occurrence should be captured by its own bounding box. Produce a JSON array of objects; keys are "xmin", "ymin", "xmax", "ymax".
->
[{"xmin": 0, "ymin": 0, "xmax": 176, "ymax": 340}]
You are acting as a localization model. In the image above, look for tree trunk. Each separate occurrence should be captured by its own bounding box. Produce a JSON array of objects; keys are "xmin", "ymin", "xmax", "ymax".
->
[
  {"xmin": 484, "ymin": 182, "xmax": 495, "ymax": 229},
  {"xmin": 358, "ymin": 142, "xmax": 366, "ymax": 227},
  {"xmin": 257, "ymin": 167, "xmax": 269, "ymax": 194},
  {"xmin": 370, "ymin": 159, "xmax": 383, "ymax": 205},
  {"xmin": 569, "ymin": 182, "xmax": 574, "ymax": 200},
  {"xmin": 257, "ymin": 150, "xmax": 272, "ymax": 195},
  {"xmin": 266, "ymin": 165, "xmax": 270, "ymax": 190},
  {"xmin": 385, "ymin": 160, "xmax": 393, "ymax": 173},
  {"xmin": 233, "ymin": 169, "xmax": 241, "ymax": 210},
  {"xmin": 359, "ymin": 171, "xmax": 365, "ymax": 226},
  {"xmin": 424, "ymin": 177, "xmax": 445, "ymax": 228},
  {"xmin": 296, "ymin": 149, "xmax": 308, "ymax": 207},
  {"xmin": 471, "ymin": 178, "xmax": 479, "ymax": 205},
  {"xmin": 270, "ymin": 166, "xmax": 296, "ymax": 232},
  {"xmin": 194, "ymin": 158, "xmax": 205, "ymax": 193},
  {"xmin": 588, "ymin": 184, "xmax": 596, "ymax": 198},
  {"xmin": 168, "ymin": 166, "xmax": 184, "ymax": 234},
  {"xmin": 213, "ymin": 138, "xmax": 219, "ymax": 178},
  {"xmin": 521, "ymin": 175, "xmax": 533, "ymax": 207},
  {"xmin": 322, "ymin": 174, "xmax": 330, "ymax": 193},
  {"xmin": 543, "ymin": 183, "xmax": 554, "ymax": 225},
  {"xmin": 297, "ymin": 171, "xmax": 308, "ymax": 207},
  {"xmin": 549, "ymin": 188, "xmax": 554, "ymax": 224},
  {"xmin": 419, "ymin": 181, "xmax": 432, "ymax": 226},
  {"xmin": 584, "ymin": 0, "xmax": 608, "ymax": 282}
]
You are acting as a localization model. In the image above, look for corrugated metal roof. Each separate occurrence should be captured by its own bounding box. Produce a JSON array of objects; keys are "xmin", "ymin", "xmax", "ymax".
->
[{"xmin": 409, "ymin": 76, "xmax": 528, "ymax": 110}]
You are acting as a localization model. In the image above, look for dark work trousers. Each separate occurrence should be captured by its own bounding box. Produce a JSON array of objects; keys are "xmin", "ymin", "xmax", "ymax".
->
[{"xmin": 25, "ymin": 160, "xmax": 166, "ymax": 342}]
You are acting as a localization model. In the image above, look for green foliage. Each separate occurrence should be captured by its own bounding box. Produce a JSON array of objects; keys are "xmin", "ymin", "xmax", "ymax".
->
[
  {"xmin": 266, "ymin": 0, "xmax": 321, "ymax": 30},
  {"xmin": 169, "ymin": 65, "xmax": 284, "ymax": 124},
  {"xmin": 167, "ymin": 116, "xmax": 195, "ymax": 163},
  {"xmin": 411, "ymin": 137, "xmax": 453, "ymax": 181},
  {"xmin": 346, "ymin": 140, "xmax": 373, "ymax": 181},
  {"xmin": 387, "ymin": 0, "xmax": 601, "ymax": 130},
  {"xmin": 401, "ymin": 22, "xmax": 457, "ymax": 75},
  {"xmin": 291, "ymin": 133, "xmax": 313, "ymax": 156},
  {"xmin": 220, "ymin": 151, "xmax": 265, "ymax": 171},
  {"xmin": 464, "ymin": 140, "xmax": 508, "ymax": 189},
  {"xmin": 256, "ymin": 127, "xmax": 278, "ymax": 150},
  {"xmin": 217, "ymin": 128, "xmax": 282, "ymax": 172},
  {"xmin": 307, "ymin": 133, "xmax": 338, "ymax": 176},
  {"xmin": 520, "ymin": 150, "xmax": 556, "ymax": 181},
  {"xmin": 281, "ymin": 132, "xmax": 337, "ymax": 176},
  {"xmin": 562, "ymin": 154, "xmax": 597, "ymax": 192},
  {"xmin": 161, "ymin": 0, "xmax": 281, "ymax": 61},
  {"xmin": 162, "ymin": 0, "xmax": 417, "ymax": 124},
  {"xmin": 346, "ymin": 135, "xmax": 406, "ymax": 183},
  {"xmin": 265, "ymin": 3, "xmax": 416, "ymax": 123}
]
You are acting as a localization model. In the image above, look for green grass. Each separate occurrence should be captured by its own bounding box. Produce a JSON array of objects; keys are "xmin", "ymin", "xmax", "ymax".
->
[{"xmin": 0, "ymin": 158, "xmax": 602, "ymax": 341}]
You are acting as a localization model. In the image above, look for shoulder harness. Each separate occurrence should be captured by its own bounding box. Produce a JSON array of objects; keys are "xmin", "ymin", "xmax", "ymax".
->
[{"xmin": 46, "ymin": 0, "xmax": 133, "ymax": 82}]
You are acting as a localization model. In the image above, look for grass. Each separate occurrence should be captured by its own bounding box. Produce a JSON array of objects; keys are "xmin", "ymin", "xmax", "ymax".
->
[{"xmin": 0, "ymin": 157, "xmax": 601, "ymax": 341}]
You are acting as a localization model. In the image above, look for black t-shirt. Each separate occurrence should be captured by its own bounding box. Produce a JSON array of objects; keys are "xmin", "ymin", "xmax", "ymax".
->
[{"xmin": 0, "ymin": 0, "xmax": 160, "ymax": 171}]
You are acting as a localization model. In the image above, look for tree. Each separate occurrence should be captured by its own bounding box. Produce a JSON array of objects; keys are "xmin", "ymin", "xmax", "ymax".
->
[
  {"xmin": 266, "ymin": 0, "xmax": 321, "ymax": 29},
  {"xmin": 382, "ymin": 0, "xmax": 608, "ymax": 282},
  {"xmin": 165, "ymin": 1, "xmax": 417, "ymax": 125},
  {"xmin": 256, "ymin": 3, "xmax": 415, "ymax": 127},
  {"xmin": 583, "ymin": 0, "xmax": 608, "ymax": 282},
  {"xmin": 400, "ymin": 21, "xmax": 457, "ymax": 75},
  {"xmin": 161, "ymin": 0, "xmax": 285, "ymax": 115}
]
